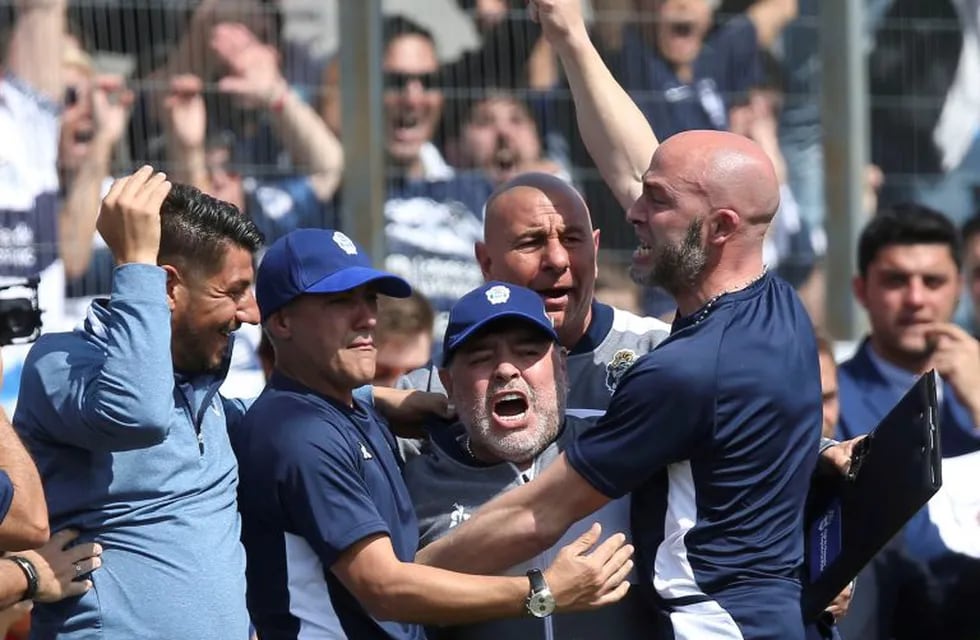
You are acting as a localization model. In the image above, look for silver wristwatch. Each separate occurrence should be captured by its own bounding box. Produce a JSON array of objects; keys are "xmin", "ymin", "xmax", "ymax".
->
[{"xmin": 525, "ymin": 568, "xmax": 556, "ymax": 618}]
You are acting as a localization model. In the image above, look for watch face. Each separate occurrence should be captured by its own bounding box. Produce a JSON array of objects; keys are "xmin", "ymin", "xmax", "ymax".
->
[{"xmin": 527, "ymin": 590, "xmax": 556, "ymax": 618}]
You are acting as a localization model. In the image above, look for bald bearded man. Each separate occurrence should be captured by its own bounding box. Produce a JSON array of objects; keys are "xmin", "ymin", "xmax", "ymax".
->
[
  {"xmin": 415, "ymin": 2, "xmax": 821, "ymax": 639},
  {"xmin": 403, "ymin": 172, "xmax": 670, "ymax": 412}
]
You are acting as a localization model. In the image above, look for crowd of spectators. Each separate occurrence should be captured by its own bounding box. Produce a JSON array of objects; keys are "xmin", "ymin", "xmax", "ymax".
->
[{"xmin": 1, "ymin": 0, "xmax": 980, "ymax": 638}]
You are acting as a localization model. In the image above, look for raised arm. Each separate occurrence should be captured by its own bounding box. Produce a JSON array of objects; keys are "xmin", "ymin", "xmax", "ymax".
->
[
  {"xmin": 746, "ymin": 0, "xmax": 798, "ymax": 50},
  {"xmin": 529, "ymin": 0, "xmax": 657, "ymax": 211},
  {"xmin": 211, "ymin": 23, "xmax": 344, "ymax": 202},
  {"xmin": 5, "ymin": 0, "xmax": 66, "ymax": 100},
  {"xmin": 416, "ymin": 452, "xmax": 612, "ymax": 575}
]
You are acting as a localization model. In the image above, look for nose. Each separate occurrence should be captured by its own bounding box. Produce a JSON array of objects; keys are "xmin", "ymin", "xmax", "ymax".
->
[
  {"xmin": 238, "ymin": 289, "xmax": 260, "ymax": 325},
  {"xmin": 626, "ymin": 200, "xmax": 645, "ymax": 226},
  {"xmin": 904, "ymin": 277, "xmax": 927, "ymax": 307},
  {"xmin": 491, "ymin": 358, "xmax": 521, "ymax": 384},
  {"xmin": 353, "ymin": 293, "xmax": 379, "ymax": 330},
  {"xmin": 541, "ymin": 237, "xmax": 570, "ymax": 273}
]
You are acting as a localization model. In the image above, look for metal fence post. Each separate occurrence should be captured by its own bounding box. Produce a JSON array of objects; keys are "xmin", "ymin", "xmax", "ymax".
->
[
  {"xmin": 339, "ymin": 0, "xmax": 386, "ymax": 266},
  {"xmin": 820, "ymin": 0, "xmax": 870, "ymax": 340}
]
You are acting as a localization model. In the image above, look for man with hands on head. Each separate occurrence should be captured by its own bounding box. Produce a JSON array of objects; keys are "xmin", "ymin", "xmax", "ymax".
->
[
  {"xmin": 14, "ymin": 166, "xmax": 264, "ymax": 639},
  {"xmin": 233, "ymin": 229, "xmax": 633, "ymax": 640}
]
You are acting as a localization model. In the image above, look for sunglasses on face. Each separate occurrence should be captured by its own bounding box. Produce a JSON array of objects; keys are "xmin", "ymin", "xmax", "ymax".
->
[
  {"xmin": 64, "ymin": 86, "xmax": 80, "ymax": 108},
  {"xmin": 383, "ymin": 71, "xmax": 440, "ymax": 92}
]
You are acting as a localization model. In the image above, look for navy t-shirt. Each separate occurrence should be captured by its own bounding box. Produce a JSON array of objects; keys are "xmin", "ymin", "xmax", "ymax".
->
[
  {"xmin": 612, "ymin": 15, "xmax": 761, "ymax": 140},
  {"xmin": 233, "ymin": 372, "xmax": 423, "ymax": 640},
  {"xmin": 567, "ymin": 272, "xmax": 821, "ymax": 640}
]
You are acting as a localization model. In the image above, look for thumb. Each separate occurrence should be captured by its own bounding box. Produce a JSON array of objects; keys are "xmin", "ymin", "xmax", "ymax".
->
[{"xmin": 569, "ymin": 522, "xmax": 601, "ymax": 554}]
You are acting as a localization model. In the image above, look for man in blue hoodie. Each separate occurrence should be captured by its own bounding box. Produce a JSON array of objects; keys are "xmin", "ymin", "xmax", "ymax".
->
[{"xmin": 14, "ymin": 166, "xmax": 264, "ymax": 639}]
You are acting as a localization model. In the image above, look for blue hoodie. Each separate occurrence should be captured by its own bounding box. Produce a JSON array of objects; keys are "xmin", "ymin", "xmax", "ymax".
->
[{"xmin": 14, "ymin": 264, "xmax": 249, "ymax": 640}]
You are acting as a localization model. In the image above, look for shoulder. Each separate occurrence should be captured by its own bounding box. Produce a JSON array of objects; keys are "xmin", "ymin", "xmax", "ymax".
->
[
  {"xmin": 609, "ymin": 306, "xmax": 672, "ymax": 341},
  {"xmin": 21, "ymin": 330, "xmax": 100, "ymax": 382}
]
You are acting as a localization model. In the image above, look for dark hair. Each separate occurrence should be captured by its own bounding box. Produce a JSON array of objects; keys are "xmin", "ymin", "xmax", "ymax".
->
[
  {"xmin": 377, "ymin": 291, "xmax": 435, "ymax": 342},
  {"xmin": 857, "ymin": 203, "xmax": 961, "ymax": 277},
  {"xmin": 158, "ymin": 183, "xmax": 264, "ymax": 275},
  {"xmin": 383, "ymin": 15, "xmax": 436, "ymax": 50},
  {"xmin": 962, "ymin": 212, "xmax": 980, "ymax": 245}
]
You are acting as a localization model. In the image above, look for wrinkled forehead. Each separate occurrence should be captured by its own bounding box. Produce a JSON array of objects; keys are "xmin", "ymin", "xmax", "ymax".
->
[{"xmin": 487, "ymin": 186, "xmax": 591, "ymax": 236}]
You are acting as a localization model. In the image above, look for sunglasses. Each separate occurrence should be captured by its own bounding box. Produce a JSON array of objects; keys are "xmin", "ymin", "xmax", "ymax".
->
[{"xmin": 383, "ymin": 71, "xmax": 440, "ymax": 92}]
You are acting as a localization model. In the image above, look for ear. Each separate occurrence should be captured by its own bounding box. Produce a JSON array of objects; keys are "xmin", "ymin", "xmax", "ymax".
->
[
  {"xmin": 265, "ymin": 308, "xmax": 292, "ymax": 342},
  {"xmin": 707, "ymin": 209, "xmax": 739, "ymax": 246},
  {"xmin": 852, "ymin": 274, "xmax": 868, "ymax": 309},
  {"xmin": 162, "ymin": 264, "xmax": 182, "ymax": 312},
  {"xmin": 438, "ymin": 367, "xmax": 454, "ymax": 400},
  {"xmin": 475, "ymin": 241, "xmax": 492, "ymax": 280}
]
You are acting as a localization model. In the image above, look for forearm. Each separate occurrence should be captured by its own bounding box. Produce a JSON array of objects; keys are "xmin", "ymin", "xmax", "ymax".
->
[
  {"xmin": 748, "ymin": 0, "xmax": 798, "ymax": 49},
  {"xmin": 417, "ymin": 496, "xmax": 558, "ymax": 575},
  {"xmin": 554, "ymin": 30, "xmax": 657, "ymax": 211},
  {"xmin": 369, "ymin": 562, "xmax": 527, "ymax": 625},
  {"xmin": 166, "ymin": 140, "xmax": 209, "ymax": 193},
  {"xmin": 7, "ymin": 0, "xmax": 66, "ymax": 100},
  {"xmin": 59, "ymin": 139, "xmax": 113, "ymax": 278},
  {"xmin": 270, "ymin": 87, "xmax": 344, "ymax": 201},
  {"xmin": 0, "ymin": 412, "xmax": 48, "ymax": 550}
]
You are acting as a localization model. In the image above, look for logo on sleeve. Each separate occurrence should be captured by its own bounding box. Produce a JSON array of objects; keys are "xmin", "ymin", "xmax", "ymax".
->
[
  {"xmin": 359, "ymin": 443, "xmax": 374, "ymax": 460},
  {"xmin": 604, "ymin": 349, "xmax": 638, "ymax": 393},
  {"xmin": 449, "ymin": 503, "xmax": 471, "ymax": 528}
]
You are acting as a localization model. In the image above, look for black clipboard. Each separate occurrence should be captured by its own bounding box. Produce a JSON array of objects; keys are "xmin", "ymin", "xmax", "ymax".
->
[{"xmin": 802, "ymin": 371, "xmax": 942, "ymax": 622}]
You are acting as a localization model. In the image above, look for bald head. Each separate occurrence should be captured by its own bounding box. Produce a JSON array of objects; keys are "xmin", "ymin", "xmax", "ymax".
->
[
  {"xmin": 475, "ymin": 172, "xmax": 599, "ymax": 349},
  {"xmin": 485, "ymin": 172, "xmax": 592, "ymax": 234},
  {"xmin": 657, "ymin": 130, "xmax": 780, "ymax": 232}
]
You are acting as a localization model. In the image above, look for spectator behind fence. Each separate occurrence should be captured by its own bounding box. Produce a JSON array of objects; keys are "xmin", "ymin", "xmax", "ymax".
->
[
  {"xmin": 58, "ymin": 32, "xmax": 135, "ymax": 311},
  {"xmin": 401, "ymin": 172, "xmax": 672, "ymax": 414},
  {"xmin": 961, "ymin": 212, "xmax": 980, "ymax": 336},
  {"xmin": 870, "ymin": 0, "xmax": 980, "ymax": 224},
  {"xmin": 359, "ymin": 17, "xmax": 495, "ymax": 344},
  {"xmin": 405, "ymin": 281, "xmax": 652, "ymax": 640},
  {"xmin": 840, "ymin": 203, "xmax": 980, "ymax": 638},
  {"xmin": 418, "ymin": 3, "xmax": 822, "ymax": 640},
  {"xmin": 163, "ymin": 23, "xmax": 343, "ymax": 246},
  {"xmin": 13, "ymin": 168, "xmax": 263, "ymax": 639},
  {"xmin": 0, "ymin": 0, "xmax": 66, "ymax": 329},
  {"xmin": 447, "ymin": 89, "xmax": 569, "ymax": 187},
  {"xmin": 375, "ymin": 291, "xmax": 435, "ymax": 388},
  {"xmin": 233, "ymin": 229, "xmax": 632, "ymax": 640}
]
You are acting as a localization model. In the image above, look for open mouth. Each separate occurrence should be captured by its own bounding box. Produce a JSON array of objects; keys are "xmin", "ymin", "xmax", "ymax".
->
[
  {"xmin": 492, "ymin": 391, "xmax": 529, "ymax": 423},
  {"xmin": 633, "ymin": 243, "xmax": 652, "ymax": 259},
  {"xmin": 493, "ymin": 147, "xmax": 517, "ymax": 173},
  {"xmin": 493, "ymin": 391, "xmax": 530, "ymax": 424},
  {"xmin": 667, "ymin": 19, "xmax": 696, "ymax": 37},
  {"xmin": 74, "ymin": 129, "xmax": 95, "ymax": 144}
]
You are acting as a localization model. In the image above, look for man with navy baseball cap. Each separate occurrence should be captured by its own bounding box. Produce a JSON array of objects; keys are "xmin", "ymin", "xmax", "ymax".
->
[
  {"xmin": 441, "ymin": 281, "xmax": 559, "ymax": 366},
  {"xmin": 232, "ymin": 230, "xmax": 633, "ymax": 640}
]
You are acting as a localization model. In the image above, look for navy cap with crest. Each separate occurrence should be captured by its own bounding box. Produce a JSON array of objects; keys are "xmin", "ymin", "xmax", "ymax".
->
[
  {"xmin": 256, "ymin": 228, "xmax": 412, "ymax": 322},
  {"xmin": 441, "ymin": 281, "xmax": 558, "ymax": 366}
]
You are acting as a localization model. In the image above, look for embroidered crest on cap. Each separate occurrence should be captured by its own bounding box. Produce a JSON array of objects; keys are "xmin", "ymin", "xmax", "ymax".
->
[
  {"xmin": 485, "ymin": 285, "xmax": 510, "ymax": 305},
  {"xmin": 332, "ymin": 231, "xmax": 357, "ymax": 255}
]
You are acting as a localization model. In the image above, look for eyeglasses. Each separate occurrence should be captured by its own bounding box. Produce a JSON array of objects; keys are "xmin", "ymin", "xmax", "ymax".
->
[
  {"xmin": 383, "ymin": 71, "xmax": 439, "ymax": 92},
  {"xmin": 64, "ymin": 86, "xmax": 80, "ymax": 108}
]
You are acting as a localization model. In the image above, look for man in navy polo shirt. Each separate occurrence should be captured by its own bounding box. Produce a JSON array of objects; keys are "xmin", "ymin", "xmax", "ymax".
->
[
  {"xmin": 415, "ymin": 3, "xmax": 822, "ymax": 638},
  {"xmin": 233, "ymin": 228, "xmax": 633, "ymax": 640}
]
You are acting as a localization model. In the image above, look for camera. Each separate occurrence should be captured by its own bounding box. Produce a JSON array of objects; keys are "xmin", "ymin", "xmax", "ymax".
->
[{"xmin": 0, "ymin": 277, "xmax": 43, "ymax": 346}]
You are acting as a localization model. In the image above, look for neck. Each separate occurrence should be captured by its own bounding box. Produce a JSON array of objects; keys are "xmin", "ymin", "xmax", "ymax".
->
[
  {"xmin": 675, "ymin": 261, "xmax": 766, "ymax": 317},
  {"xmin": 558, "ymin": 306, "xmax": 592, "ymax": 351},
  {"xmin": 868, "ymin": 337, "xmax": 932, "ymax": 376},
  {"xmin": 464, "ymin": 436, "xmax": 533, "ymax": 471},
  {"xmin": 275, "ymin": 361, "xmax": 354, "ymax": 406}
]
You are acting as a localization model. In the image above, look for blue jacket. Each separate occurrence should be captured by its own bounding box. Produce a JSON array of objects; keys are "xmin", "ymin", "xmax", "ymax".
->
[
  {"xmin": 837, "ymin": 339, "xmax": 980, "ymax": 561},
  {"xmin": 14, "ymin": 264, "xmax": 249, "ymax": 640}
]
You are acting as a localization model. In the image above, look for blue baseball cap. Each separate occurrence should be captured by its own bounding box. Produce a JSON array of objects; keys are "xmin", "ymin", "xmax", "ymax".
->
[
  {"xmin": 442, "ymin": 281, "xmax": 558, "ymax": 366},
  {"xmin": 256, "ymin": 228, "xmax": 412, "ymax": 322}
]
